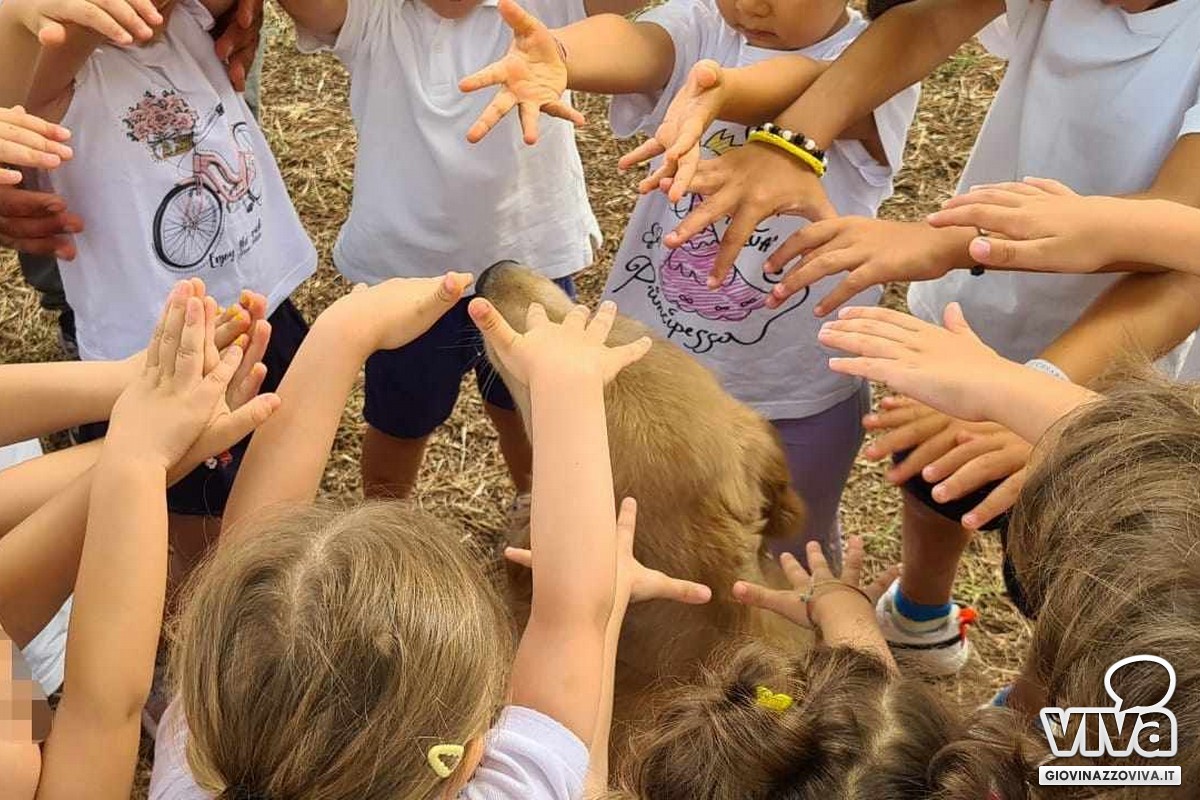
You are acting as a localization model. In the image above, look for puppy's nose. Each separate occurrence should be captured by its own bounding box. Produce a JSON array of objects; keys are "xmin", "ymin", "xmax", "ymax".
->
[{"xmin": 476, "ymin": 260, "xmax": 521, "ymax": 297}]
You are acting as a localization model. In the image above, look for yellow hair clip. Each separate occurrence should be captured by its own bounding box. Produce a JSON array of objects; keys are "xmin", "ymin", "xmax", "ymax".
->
[
  {"xmin": 427, "ymin": 743, "xmax": 465, "ymax": 779},
  {"xmin": 755, "ymin": 685, "xmax": 794, "ymax": 713}
]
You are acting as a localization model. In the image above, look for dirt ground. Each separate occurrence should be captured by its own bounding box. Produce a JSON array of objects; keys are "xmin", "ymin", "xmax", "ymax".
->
[{"xmin": 0, "ymin": 12, "xmax": 1028, "ymax": 796}]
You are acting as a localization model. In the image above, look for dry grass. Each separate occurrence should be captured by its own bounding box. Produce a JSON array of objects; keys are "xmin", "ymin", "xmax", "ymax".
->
[{"xmin": 0, "ymin": 11, "xmax": 1026, "ymax": 797}]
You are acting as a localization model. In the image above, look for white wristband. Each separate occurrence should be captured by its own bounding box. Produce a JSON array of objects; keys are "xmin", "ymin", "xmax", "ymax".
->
[{"xmin": 1024, "ymin": 358, "xmax": 1069, "ymax": 382}]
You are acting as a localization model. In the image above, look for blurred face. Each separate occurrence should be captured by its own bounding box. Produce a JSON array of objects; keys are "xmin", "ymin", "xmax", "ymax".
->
[
  {"xmin": 1, "ymin": 635, "xmax": 47, "ymax": 800},
  {"xmin": 715, "ymin": 0, "xmax": 848, "ymax": 50},
  {"xmin": 421, "ymin": 0, "xmax": 486, "ymax": 20}
]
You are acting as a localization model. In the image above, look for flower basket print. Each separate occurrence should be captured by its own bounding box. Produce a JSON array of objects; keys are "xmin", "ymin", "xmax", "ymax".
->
[{"xmin": 124, "ymin": 90, "xmax": 199, "ymax": 161}]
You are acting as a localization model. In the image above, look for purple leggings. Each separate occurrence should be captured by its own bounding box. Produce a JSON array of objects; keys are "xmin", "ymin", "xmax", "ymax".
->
[{"xmin": 769, "ymin": 382, "xmax": 870, "ymax": 571}]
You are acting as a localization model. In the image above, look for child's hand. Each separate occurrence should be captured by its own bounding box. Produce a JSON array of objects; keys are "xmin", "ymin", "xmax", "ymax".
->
[
  {"xmin": 763, "ymin": 218, "xmax": 964, "ymax": 315},
  {"xmin": 106, "ymin": 282, "xmax": 263, "ymax": 471},
  {"xmin": 731, "ymin": 536, "xmax": 897, "ymax": 631},
  {"xmin": 459, "ymin": 0, "xmax": 584, "ymax": 145},
  {"xmin": 505, "ymin": 497, "xmax": 713, "ymax": 606},
  {"xmin": 327, "ymin": 273, "xmax": 473, "ymax": 354},
  {"xmin": 619, "ymin": 60, "xmax": 724, "ymax": 203},
  {"xmin": 0, "ymin": 107, "xmax": 73, "ymax": 184},
  {"xmin": 469, "ymin": 297, "xmax": 652, "ymax": 388},
  {"xmin": 10, "ymin": 0, "xmax": 162, "ymax": 46},
  {"xmin": 926, "ymin": 178, "xmax": 1128, "ymax": 273},
  {"xmin": 818, "ymin": 303, "xmax": 1014, "ymax": 423}
]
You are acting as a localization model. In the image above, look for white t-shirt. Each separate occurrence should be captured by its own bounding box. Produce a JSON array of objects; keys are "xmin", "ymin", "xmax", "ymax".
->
[
  {"xmin": 150, "ymin": 702, "xmax": 587, "ymax": 800},
  {"xmin": 297, "ymin": 0, "xmax": 601, "ymax": 287},
  {"xmin": 47, "ymin": 0, "xmax": 317, "ymax": 361},
  {"xmin": 908, "ymin": 0, "xmax": 1200, "ymax": 372},
  {"xmin": 600, "ymin": 0, "xmax": 919, "ymax": 419},
  {"xmin": 2, "ymin": 441, "xmax": 72, "ymax": 695}
]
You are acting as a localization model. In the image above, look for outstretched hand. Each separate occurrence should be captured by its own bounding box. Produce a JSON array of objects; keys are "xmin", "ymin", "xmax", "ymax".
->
[
  {"xmin": 619, "ymin": 59, "xmax": 725, "ymax": 203},
  {"xmin": 459, "ymin": 0, "xmax": 584, "ymax": 144},
  {"xmin": 0, "ymin": 107, "xmax": 73, "ymax": 184},
  {"xmin": 469, "ymin": 297, "xmax": 651, "ymax": 388},
  {"xmin": 506, "ymin": 497, "xmax": 713, "ymax": 605},
  {"xmin": 731, "ymin": 536, "xmax": 897, "ymax": 630},
  {"xmin": 14, "ymin": 0, "xmax": 162, "ymax": 47}
]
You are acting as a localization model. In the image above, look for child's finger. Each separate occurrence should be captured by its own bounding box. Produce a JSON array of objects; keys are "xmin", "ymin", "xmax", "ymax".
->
[
  {"xmin": 561, "ymin": 303, "xmax": 589, "ymax": 331},
  {"xmin": 962, "ymin": 469, "xmax": 1025, "ymax": 531},
  {"xmin": 469, "ymin": 297, "xmax": 522, "ymax": 355},
  {"xmin": 144, "ymin": 284, "xmax": 182, "ymax": 371},
  {"xmin": 585, "ymin": 300, "xmax": 617, "ymax": 344},
  {"xmin": 157, "ymin": 283, "xmax": 192, "ymax": 377},
  {"xmin": 87, "ymin": 0, "xmax": 157, "ymax": 39},
  {"xmin": 778, "ymin": 551, "xmax": 811, "ymax": 590},
  {"xmin": 731, "ymin": 580, "xmax": 808, "ymax": 628},
  {"xmin": 125, "ymin": 0, "xmax": 164, "ymax": 28},
  {"xmin": 835, "ymin": 305, "xmax": 928, "ymax": 331},
  {"xmin": 865, "ymin": 564, "xmax": 901, "ymax": 604},
  {"xmin": 202, "ymin": 296, "xmax": 220, "ymax": 373},
  {"xmin": 228, "ymin": 319, "xmax": 271, "ymax": 405},
  {"xmin": 0, "ymin": 107, "xmax": 71, "ymax": 143},
  {"xmin": 466, "ymin": 94, "xmax": 510, "ymax": 145},
  {"xmin": 518, "ymin": 102, "xmax": 540, "ymax": 145},
  {"xmin": 1022, "ymin": 176, "xmax": 1073, "ymax": 196},
  {"xmin": 214, "ymin": 304, "xmax": 250, "ymax": 350},
  {"xmin": 227, "ymin": 360, "xmax": 266, "ymax": 411},
  {"xmin": 173, "ymin": 296, "xmax": 206, "ymax": 385},
  {"xmin": 524, "ymin": 301, "xmax": 549, "ymax": 331},
  {"xmin": 36, "ymin": 19, "xmax": 70, "ymax": 47},
  {"xmin": 0, "ymin": 124, "xmax": 70, "ymax": 170},
  {"xmin": 840, "ymin": 535, "xmax": 864, "ymax": 585},
  {"xmin": 618, "ymin": 138, "xmax": 665, "ymax": 171},
  {"xmin": 668, "ymin": 148, "xmax": 701, "ymax": 204},
  {"xmin": 608, "ymin": 336, "xmax": 652, "ymax": 374},
  {"xmin": 616, "ymin": 496, "xmax": 638, "ymax": 535},
  {"xmin": 543, "ymin": 100, "xmax": 585, "ymax": 128},
  {"xmin": 816, "ymin": 326, "xmax": 909, "ymax": 362},
  {"xmin": 504, "ymin": 547, "xmax": 533, "ymax": 569},
  {"xmin": 198, "ymin": 391, "xmax": 281, "ymax": 457},
  {"xmin": 805, "ymin": 541, "xmax": 833, "ymax": 581},
  {"xmin": 647, "ymin": 571, "xmax": 712, "ymax": 605},
  {"xmin": 497, "ymin": 0, "xmax": 544, "ymax": 37},
  {"xmin": 202, "ymin": 343, "xmax": 245, "ymax": 399},
  {"xmin": 459, "ymin": 62, "xmax": 509, "ymax": 94}
]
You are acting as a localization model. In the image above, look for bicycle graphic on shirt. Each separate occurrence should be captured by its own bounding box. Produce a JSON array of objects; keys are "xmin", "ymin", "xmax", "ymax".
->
[{"xmin": 149, "ymin": 104, "xmax": 262, "ymax": 270}]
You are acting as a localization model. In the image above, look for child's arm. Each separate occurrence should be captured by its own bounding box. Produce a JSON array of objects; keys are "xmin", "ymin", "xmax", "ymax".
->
[
  {"xmin": 220, "ymin": 274, "xmax": 471, "ymax": 538},
  {"xmin": 0, "ymin": 361, "xmax": 136, "ymax": 445},
  {"xmin": 0, "ymin": 0, "xmax": 160, "ymax": 109},
  {"xmin": 271, "ymin": 0, "xmax": 346, "ymax": 39},
  {"xmin": 819, "ymin": 304, "xmax": 1099, "ymax": 443},
  {"xmin": 460, "ymin": 0, "xmax": 673, "ymax": 144},
  {"xmin": 35, "ymin": 286, "xmax": 255, "ymax": 800},
  {"xmin": 470, "ymin": 297, "xmax": 650, "ymax": 745},
  {"xmin": 733, "ymin": 537, "xmax": 899, "ymax": 669},
  {"xmin": 505, "ymin": 499, "xmax": 711, "ymax": 794}
]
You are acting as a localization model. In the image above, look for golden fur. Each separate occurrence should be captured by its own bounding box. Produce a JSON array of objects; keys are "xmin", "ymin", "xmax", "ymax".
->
[{"xmin": 475, "ymin": 261, "xmax": 807, "ymax": 748}]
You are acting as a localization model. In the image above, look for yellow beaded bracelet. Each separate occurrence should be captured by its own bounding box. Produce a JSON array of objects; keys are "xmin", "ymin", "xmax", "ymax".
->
[{"xmin": 747, "ymin": 129, "xmax": 827, "ymax": 178}]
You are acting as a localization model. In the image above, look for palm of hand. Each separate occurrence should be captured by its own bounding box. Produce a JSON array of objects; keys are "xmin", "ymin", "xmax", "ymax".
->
[{"xmin": 505, "ymin": 33, "xmax": 566, "ymax": 103}]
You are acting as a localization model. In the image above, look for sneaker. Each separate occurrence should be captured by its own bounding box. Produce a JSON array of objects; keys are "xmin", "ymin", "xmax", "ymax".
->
[{"xmin": 876, "ymin": 580, "xmax": 977, "ymax": 677}]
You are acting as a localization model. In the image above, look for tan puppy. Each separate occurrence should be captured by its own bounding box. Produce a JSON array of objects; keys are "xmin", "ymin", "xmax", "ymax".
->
[{"xmin": 475, "ymin": 261, "xmax": 807, "ymax": 751}]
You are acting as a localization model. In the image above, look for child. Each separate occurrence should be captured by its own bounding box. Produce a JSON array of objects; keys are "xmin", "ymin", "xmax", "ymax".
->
[
  {"xmin": 0, "ymin": 281, "xmax": 277, "ymax": 799},
  {"xmin": 928, "ymin": 177, "xmax": 1200, "ymax": 278},
  {"xmin": 0, "ymin": 0, "xmax": 317, "ymax": 578},
  {"xmin": 270, "ymin": 0, "xmax": 639, "ymax": 501},
  {"xmin": 461, "ymin": 0, "xmax": 920, "ymax": 565},
  {"xmin": 146, "ymin": 279, "xmax": 712, "ymax": 799},
  {"xmin": 643, "ymin": 0, "xmax": 1200, "ymax": 675}
]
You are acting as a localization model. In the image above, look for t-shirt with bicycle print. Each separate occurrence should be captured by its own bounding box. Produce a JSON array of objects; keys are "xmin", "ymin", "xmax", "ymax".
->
[{"xmin": 44, "ymin": 0, "xmax": 315, "ymax": 361}]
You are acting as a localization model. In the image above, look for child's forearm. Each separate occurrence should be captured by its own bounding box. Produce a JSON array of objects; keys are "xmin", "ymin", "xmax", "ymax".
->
[
  {"xmin": 0, "ymin": 469, "xmax": 92, "ymax": 647},
  {"xmin": 585, "ymin": 589, "xmax": 629, "ymax": 797},
  {"xmin": 818, "ymin": 606, "xmax": 895, "ymax": 670},
  {"xmin": 775, "ymin": 0, "xmax": 1003, "ymax": 148},
  {"xmin": 556, "ymin": 15, "xmax": 675, "ymax": 95},
  {"xmin": 1130, "ymin": 199, "xmax": 1200, "ymax": 274},
  {"xmin": 221, "ymin": 304, "xmax": 371, "ymax": 539},
  {"xmin": 0, "ymin": 440, "xmax": 100, "ymax": 537},
  {"xmin": 973, "ymin": 359, "xmax": 1099, "ymax": 443},
  {"xmin": 0, "ymin": 360, "xmax": 134, "ymax": 445},
  {"xmin": 0, "ymin": 6, "xmax": 42, "ymax": 106},
  {"xmin": 38, "ymin": 456, "xmax": 165, "ymax": 799},
  {"xmin": 1039, "ymin": 271, "xmax": 1200, "ymax": 386}
]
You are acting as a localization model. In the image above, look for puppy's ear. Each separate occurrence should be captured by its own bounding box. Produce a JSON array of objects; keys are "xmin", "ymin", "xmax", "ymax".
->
[{"xmin": 756, "ymin": 422, "xmax": 806, "ymax": 542}]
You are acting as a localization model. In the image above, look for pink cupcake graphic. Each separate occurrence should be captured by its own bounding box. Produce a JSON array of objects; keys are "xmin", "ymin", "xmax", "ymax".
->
[{"xmin": 660, "ymin": 201, "xmax": 767, "ymax": 323}]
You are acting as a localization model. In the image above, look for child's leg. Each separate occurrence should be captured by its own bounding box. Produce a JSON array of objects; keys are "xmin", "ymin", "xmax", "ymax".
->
[
  {"xmin": 898, "ymin": 494, "xmax": 972, "ymax": 606},
  {"xmin": 361, "ymin": 427, "xmax": 431, "ymax": 499},
  {"xmin": 360, "ymin": 298, "xmax": 478, "ymax": 499},
  {"xmin": 768, "ymin": 381, "xmax": 870, "ymax": 571}
]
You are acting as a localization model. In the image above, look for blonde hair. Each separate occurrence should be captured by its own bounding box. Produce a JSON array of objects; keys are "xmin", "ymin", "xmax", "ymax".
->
[{"xmin": 172, "ymin": 502, "xmax": 513, "ymax": 799}]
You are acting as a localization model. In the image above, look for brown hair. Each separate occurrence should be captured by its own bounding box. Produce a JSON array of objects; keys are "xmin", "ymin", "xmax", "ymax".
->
[
  {"xmin": 1008, "ymin": 370, "xmax": 1200, "ymax": 793},
  {"xmin": 171, "ymin": 501, "xmax": 513, "ymax": 800},
  {"xmin": 613, "ymin": 640, "xmax": 1043, "ymax": 800}
]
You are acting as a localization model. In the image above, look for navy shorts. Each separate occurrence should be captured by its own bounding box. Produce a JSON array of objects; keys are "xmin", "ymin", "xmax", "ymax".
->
[
  {"xmin": 76, "ymin": 298, "xmax": 309, "ymax": 517},
  {"xmin": 364, "ymin": 276, "xmax": 577, "ymax": 440},
  {"xmin": 894, "ymin": 449, "xmax": 1035, "ymax": 619}
]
